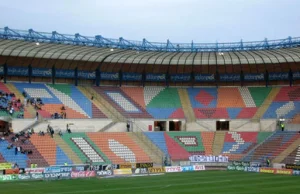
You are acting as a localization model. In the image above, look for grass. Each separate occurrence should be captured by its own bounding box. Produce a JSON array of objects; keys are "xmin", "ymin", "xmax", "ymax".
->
[{"xmin": 0, "ymin": 171, "xmax": 299, "ymax": 194}]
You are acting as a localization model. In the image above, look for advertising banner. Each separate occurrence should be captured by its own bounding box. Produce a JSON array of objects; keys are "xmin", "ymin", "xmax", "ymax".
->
[
  {"xmin": 96, "ymin": 170, "xmax": 113, "ymax": 176},
  {"xmin": 227, "ymin": 165, "xmax": 236, "ymax": 171},
  {"xmin": 100, "ymin": 72, "xmax": 119, "ymax": 81},
  {"xmin": 30, "ymin": 173, "xmax": 44, "ymax": 180},
  {"xmin": 250, "ymin": 162, "xmax": 261, "ymax": 167},
  {"xmin": 293, "ymin": 170, "xmax": 300, "ymax": 176},
  {"xmin": 244, "ymin": 73, "xmax": 264, "ymax": 81},
  {"xmin": 0, "ymin": 174, "xmax": 19, "ymax": 181},
  {"xmin": 55, "ymin": 69, "xmax": 75, "ymax": 78},
  {"xmin": 244, "ymin": 167, "xmax": 260, "ymax": 173},
  {"xmin": 165, "ymin": 166, "xmax": 182, "ymax": 173},
  {"xmin": 269, "ymin": 72, "xmax": 289, "ymax": 81},
  {"xmin": 0, "ymin": 163, "xmax": 12, "ymax": 170},
  {"xmin": 293, "ymin": 72, "xmax": 300, "ymax": 80},
  {"xmin": 7, "ymin": 67, "xmax": 28, "ymax": 76},
  {"xmin": 260, "ymin": 168, "xmax": 275, "ymax": 174},
  {"xmin": 274, "ymin": 169, "xmax": 292, "ymax": 175},
  {"xmin": 25, "ymin": 168, "xmax": 45, "ymax": 174},
  {"xmin": 220, "ymin": 74, "xmax": 240, "ymax": 82},
  {"xmin": 136, "ymin": 163, "xmax": 153, "ymax": 168},
  {"xmin": 44, "ymin": 172, "xmax": 71, "ymax": 179},
  {"xmin": 189, "ymin": 155, "xmax": 229, "ymax": 163},
  {"xmin": 170, "ymin": 74, "xmax": 191, "ymax": 82},
  {"xmin": 193, "ymin": 165, "xmax": 205, "ymax": 171},
  {"xmin": 73, "ymin": 165, "xmax": 90, "ymax": 172},
  {"xmin": 78, "ymin": 71, "xmax": 96, "ymax": 80},
  {"xmin": 113, "ymin": 169, "xmax": 132, "ymax": 175},
  {"xmin": 71, "ymin": 171, "xmax": 96, "ymax": 178},
  {"xmin": 286, "ymin": 164, "xmax": 300, "ymax": 170},
  {"xmin": 119, "ymin": 164, "xmax": 135, "ymax": 169},
  {"xmin": 44, "ymin": 167, "xmax": 61, "ymax": 173},
  {"xmin": 194, "ymin": 74, "xmax": 215, "ymax": 82},
  {"xmin": 122, "ymin": 73, "xmax": 142, "ymax": 81},
  {"xmin": 181, "ymin": 166, "xmax": 194, "ymax": 172},
  {"xmin": 132, "ymin": 168, "xmax": 149, "ymax": 175},
  {"xmin": 145, "ymin": 73, "xmax": 166, "ymax": 82},
  {"xmin": 148, "ymin": 167, "xmax": 165, "ymax": 174},
  {"xmin": 32, "ymin": 68, "xmax": 52, "ymax": 77},
  {"xmin": 18, "ymin": 174, "xmax": 32, "ymax": 180}
]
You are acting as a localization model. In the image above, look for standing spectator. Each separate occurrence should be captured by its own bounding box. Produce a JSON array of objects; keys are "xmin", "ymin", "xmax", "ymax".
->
[{"xmin": 36, "ymin": 111, "xmax": 39, "ymax": 120}]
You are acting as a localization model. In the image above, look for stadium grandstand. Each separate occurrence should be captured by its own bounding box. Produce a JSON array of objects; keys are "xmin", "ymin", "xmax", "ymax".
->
[{"xmin": 0, "ymin": 26, "xmax": 300, "ymax": 193}]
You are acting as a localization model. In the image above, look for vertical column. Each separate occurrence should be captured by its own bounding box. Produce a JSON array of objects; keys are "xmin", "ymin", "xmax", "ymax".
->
[
  {"xmin": 52, "ymin": 66, "xmax": 55, "ymax": 85},
  {"xmin": 3, "ymin": 64, "xmax": 7, "ymax": 84},
  {"xmin": 74, "ymin": 67, "xmax": 78, "ymax": 86},
  {"xmin": 95, "ymin": 68, "xmax": 100, "ymax": 86},
  {"xmin": 28, "ymin": 64, "xmax": 32, "ymax": 84}
]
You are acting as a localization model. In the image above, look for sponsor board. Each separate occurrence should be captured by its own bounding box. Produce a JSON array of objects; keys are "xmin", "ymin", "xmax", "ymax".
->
[
  {"xmin": 286, "ymin": 164, "xmax": 300, "ymax": 170},
  {"xmin": 7, "ymin": 67, "xmax": 28, "ymax": 76},
  {"xmin": 0, "ymin": 175, "xmax": 18, "ymax": 181},
  {"xmin": 269, "ymin": 72, "xmax": 289, "ymax": 81},
  {"xmin": 220, "ymin": 73, "xmax": 241, "ymax": 82},
  {"xmin": 31, "ymin": 173, "xmax": 44, "ymax": 180},
  {"xmin": 181, "ymin": 166, "xmax": 194, "ymax": 172},
  {"xmin": 244, "ymin": 73, "xmax": 264, "ymax": 81},
  {"xmin": 96, "ymin": 170, "xmax": 112, "ymax": 176},
  {"xmin": 244, "ymin": 167, "xmax": 260, "ymax": 173},
  {"xmin": 250, "ymin": 162, "xmax": 261, "ymax": 167},
  {"xmin": 100, "ymin": 72, "xmax": 119, "ymax": 81},
  {"xmin": 113, "ymin": 169, "xmax": 132, "ymax": 175},
  {"xmin": 122, "ymin": 73, "xmax": 142, "ymax": 81},
  {"xmin": 90, "ymin": 164, "xmax": 116, "ymax": 171},
  {"xmin": 44, "ymin": 167, "xmax": 61, "ymax": 173},
  {"xmin": 194, "ymin": 74, "xmax": 215, "ymax": 82},
  {"xmin": 18, "ymin": 174, "xmax": 31, "ymax": 180},
  {"xmin": 25, "ymin": 168, "xmax": 45, "ymax": 174},
  {"xmin": 274, "ymin": 169, "xmax": 292, "ymax": 175},
  {"xmin": 0, "ymin": 163, "xmax": 12, "ymax": 170},
  {"xmin": 165, "ymin": 166, "xmax": 182, "ymax": 173},
  {"xmin": 260, "ymin": 168, "xmax": 275, "ymax": 174},
  {"xmin": 78, "ymin": 70, "xmax": 96, "ymax": 79},
  {"xmin": 148, "ymin": 167, "xmax": 165, "ymax": 174},
  {"xmin": 71, "ymin": 171, "xmax": 96, "ymax": 178},
  {"xmin": 136, "ymin": 163, "xmax": 153, "ymax": 168},
  {"xmin": 132, "ymin": 168, "xmax": 148, "ymax": 175},
  {"xmin": 193, "ymin": 165, "xmax": 205, "ymax": 171},
  {"xmin": 170, "ymin": 74, "xmax": 191, "ymax": 82},
  {"xmin": 56, "ymin": 69, "xmax": 75, "ymax": 78},
  {"xmin": 293, "ymin": 170, "xmax": 300, "ymax": 176},
  {"xmin": 227, "ymin": 165, "xmax": 236, "ymax": 171},
  {"xmin": 189, "ymin": 155, "xmax": 229, "ymax": 163},
  {"xmin": 293, "ymin": 72, "xmax": 300, "ymax": 80},
  {"xmin": 119, "ymin": 164, "xmax": 135, "ymax": 169},
  {"xmin": 32, "ymin": 68, "xmax": 52, "ymax": 77},
  {"xmin": 145, "ymin": 73, "xmax": 166, "ymax": 82},
  {"xmin": 44, "ymin": 172, "xmax": 71, "ymax": 179}
]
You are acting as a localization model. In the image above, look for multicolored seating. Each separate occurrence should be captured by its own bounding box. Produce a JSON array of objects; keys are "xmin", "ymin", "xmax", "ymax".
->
[{"xmin": 13, "ymin": 83, "xmax": 107, "ymax": 119}]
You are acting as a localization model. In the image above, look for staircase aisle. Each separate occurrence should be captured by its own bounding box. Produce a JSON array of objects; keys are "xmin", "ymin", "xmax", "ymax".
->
[
  {"xmin": 178, "ymin": 88, "xmax": 196, "ymax": 122},
  {"xmin": 127, "ymin": 132, "xmax": 164, "ymax": 165},
  {"xmin": 212, "ymin": 131, "xmax": 226, "ymax": 155},
  {"xmin": 53, "ymin": 135, "xmax": 82, "ymax": 164},
  {"xmin": 253, "ymin": 88, "xmax": 280, "ymax": 120}
]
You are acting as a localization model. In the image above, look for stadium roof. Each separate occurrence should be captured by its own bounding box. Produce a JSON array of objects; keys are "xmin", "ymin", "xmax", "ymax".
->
[{"xmin": 0, "ymin": 27, "xmax": 300, "ymax": 65}]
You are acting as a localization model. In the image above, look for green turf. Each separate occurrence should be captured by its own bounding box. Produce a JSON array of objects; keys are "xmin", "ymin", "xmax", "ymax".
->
[{"xmin": 1, "ymin": 171, "xmax": 299, "ymax": 194}]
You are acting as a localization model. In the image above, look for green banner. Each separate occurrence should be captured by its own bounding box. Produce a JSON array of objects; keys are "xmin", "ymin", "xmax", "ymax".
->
[{"xmin": 0, "ymin": 175, "xmax": 19, "ymax": 181}]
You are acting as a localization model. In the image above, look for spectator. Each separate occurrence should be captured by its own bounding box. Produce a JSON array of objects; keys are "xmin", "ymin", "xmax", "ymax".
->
[
  {"xmin": 15, "ymin": 147, "xmax": 18, "ymax": 155},
  {"xmin": 36, "ymin": 111, "xmax": 39, "ymax": 120},
  {"xmin": 58, "ymin": 130, "xmax": 63, "ymax": 136}
]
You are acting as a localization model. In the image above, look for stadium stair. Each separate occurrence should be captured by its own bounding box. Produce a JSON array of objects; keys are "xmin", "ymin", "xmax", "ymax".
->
[
  {"xmin": 53, "ymin": 135, "xmax": 82, "ymax": 164},
  {"xmin": 212, "ymin": 131, "xmax": 226, "ymax": 155},
  {"xmin": 127, "ymin": 132, "xmax": 164, "ymax": 165},
  {"xmin": 85, "ymin": 86, "xmax": 126, "ymax": 122},
  {"xmin": 55, "ymin": 146, "xmax": 73, "ymax": 166},
  {"xmin": 252, "ymin": 87, "xmax": 280, "ymax": 120},
  {"xmin": 143, "ymin": 132, "xmax": 169, "ymax": 157},
  {"xmin": 273, "ymin": 137, "xmax": 300, "ymax": 163},
  {"xmin": 294, "ymin": 145, "xmax": 300, "ymax": 164},
  {"xmin": 201, "ymin": 132, "xmax": 215, "ymax": 155},
  {"xmin": 178, "ymin": 88, "xmax": 196, "ymax": 122},
  {"xmin": 5, "ymin": 83, "xmax": 36, "ymax": 118},
  {"xmin": 87, "ymin": 132, "xmax": 151, "ymax": 164},
  {"xmin": 238, "ymin": 87, "xmax": 256, "ymax": 107}
]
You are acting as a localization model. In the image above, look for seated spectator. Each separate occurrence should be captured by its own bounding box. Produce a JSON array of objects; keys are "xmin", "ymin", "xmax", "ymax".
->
[
  {"xmin": 58, "ymin": 130, "xmax": 63, "ymax": 136},
  {"xmin": 7, "ymin": 143, "xmax": 13, "ymax": 149},
  {"xmin": 0, "ymin": 136, "xmax": 5, "ymax": 141},
  {"xmin": 38, "ymin": 131, "xmax": 44, "ymax": 136},
  {"xmin": 61, "ymin": 106, "xmax": 66, "ymax": 110}
]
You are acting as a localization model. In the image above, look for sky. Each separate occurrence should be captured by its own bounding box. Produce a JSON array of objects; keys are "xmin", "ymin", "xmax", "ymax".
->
[{"xmin": 0, "ymin": 0, "xmax": 299, "ymax": 43}]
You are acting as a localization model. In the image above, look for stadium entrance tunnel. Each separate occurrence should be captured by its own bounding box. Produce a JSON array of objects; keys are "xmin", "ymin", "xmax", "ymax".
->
[
  {"xmin": 154, "ymin": 121, "xmax": 167, "ymax": 131},
  {"xmin": 216, "ymin": 120, "xmax": 229, "ymax": 131},
  {"xmin": 0, "ymin": 120, "xmax": 9, "ymax": 134},
  {"xmin": 169, "ymin": 120, "xmax": 182, "ymax": 131}
]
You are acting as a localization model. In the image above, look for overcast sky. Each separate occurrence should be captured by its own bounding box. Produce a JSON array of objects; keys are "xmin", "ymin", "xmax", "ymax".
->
[{"xmin": 0, "ymin": 0, "xmax": 299, "ymax": 43}]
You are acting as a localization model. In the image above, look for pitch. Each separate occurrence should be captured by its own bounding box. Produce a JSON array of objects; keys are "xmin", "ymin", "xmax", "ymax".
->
[{"xmin": 1, "ymin": 171, "xmax": 299, "ymax": 194}]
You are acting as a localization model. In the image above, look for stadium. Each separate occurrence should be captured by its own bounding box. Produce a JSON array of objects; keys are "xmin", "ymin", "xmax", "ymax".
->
[{"xmin": 1, "ymin": 1, "xmax": 300, "ymax": 193}]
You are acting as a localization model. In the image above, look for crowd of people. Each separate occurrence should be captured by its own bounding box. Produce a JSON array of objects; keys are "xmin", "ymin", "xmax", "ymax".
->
[{"xmin": 0, "ymin": 91, "xmax": 24, "ymax": 118}]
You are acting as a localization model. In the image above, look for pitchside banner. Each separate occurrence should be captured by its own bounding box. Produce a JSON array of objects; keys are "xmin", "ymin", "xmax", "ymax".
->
[
  {"xmin": 189, "ymin": 155, "xmax": 229, "ymax": 163},
  {"xmin": 55, "ymin": 69, "xmax": 75, "ymax": 78},
  {"xmin": 78, "ymin": 71, "xmax": 96, "ymax": 80},
  {"xmin": 148, "ymin": 167, "xmax": 165, "ymax": 174},
  {"xmin": 244, "ymin": 73, "xmax": 264, "ymax": 81},
  {"xmin": 286, "ymin": 164, "xmax": 300, "ymax": 170},
  {"xmin": 113, "ymin": 169, "xmax": 132, "ymax": 175},
  {"xmin": 194, "ymin": 74, "xmax": 215, "ymax": 82},
  {"xmin": 220, "ymin": 74, "xmax": 240, "ymax": 82},
  {"xmin": 71, "ymin": 171, "xmax": 96, "ymax": 178}
]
